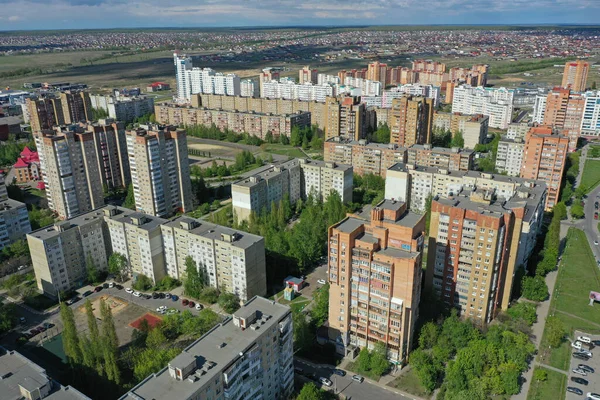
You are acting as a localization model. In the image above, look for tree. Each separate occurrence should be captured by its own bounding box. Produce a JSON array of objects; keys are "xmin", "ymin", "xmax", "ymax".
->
[
  {"xmin": 86, "ymin": 255, "xmax": 99, "ymax": 284},
  {"xmin": 290, "ymin": 126, "xmax": 302, "ymax": 147},
  {"xmin": 199, "ymin": 287, "xmax": 219, "ymax": 304},
  {"xmin": 357, "ymin": 347, "xmax": 371, "ymax": 372},
  {"xmin": 60, "ymin": 302, "xmax": 82, "ymax": 365},
  {"xmin": 571, "ymin": 203, "xmax": 585, "ymax": 219},
  {"xmin": 533, "ymin": 368, "xmax": 548, "ymax": 382},
  {"xmin": 506, "ymin": 302, "xmax": 537, "ymax": 325},
  {"xmin": 418, "ymin": 322, "xmax": 439, "ymax": 349},
  {"xmin": 133, "ymin": 274, "xmax": 153, "ymax": 291},
  {"xmin": 546, "ymin": 316, "xmax": 565, "ymax": 348},
  {"xmin": 108, "ymin": 253, "xmax": 128, "ymax": 282},
  {"xmin": 100, "ymin": 298, "xmax": 119, "ymax": 351},
  {"xmin": 521, "ymin": 275, "xmax": 548, "ymax": 302},
  {"xmin": 293, "ymin": 310, "xmax": 313, "ymax": 352},
  {"xmin": 297, "ymin": 382, "xmax": 326, "ymax": 400},
  {"xmin": 218, "ymin": 292, "xmax": 240, "ymax": 314},
  {"xmin": 311, "ymin": 284, "xmax": 329, "ymax": 327},
  {"xmin": 123, "ymin": 183, "xmax": 135, "ymax": 210},
  {"xmin": 450, "ymin": 131, "xmax": 465, "ymax": 148},
  {"xmin": 370, "ymin": 342, "xmax": 390, "ymax": 376},
  {"xmin": 424, "ymin": 194, "xmax": 433, "ymax": 235},
  {"xmin": 0, "ymin": 303, "xmax": 15, "ymax": 334},
  {"xmin": 372, "ymin": 123, "xmax": 390, "ymax": 143},
  {"xmin": 183, "ymin": 256, "xmax": 204, "ymax": 299}
]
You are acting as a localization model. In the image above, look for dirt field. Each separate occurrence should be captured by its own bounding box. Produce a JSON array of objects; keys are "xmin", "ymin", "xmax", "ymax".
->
[{"xmin": 188, "ymin": 143, "xmax": 243, "ymax": 159}]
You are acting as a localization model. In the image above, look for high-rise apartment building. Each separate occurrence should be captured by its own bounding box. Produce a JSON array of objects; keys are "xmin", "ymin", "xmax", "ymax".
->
[
  {"xmin": 240, "ymin": 79, "xmax": 259, "ymax": 97},
  {"xmin": 232, "ymin": 158, "xmax": 353, "ymax": 222},
  {"xmin": 495, "ymin": 137, "xmax": 525, "ymax": 177},
  {"xmin": 0, "ymin": 347, "xmax": 91, "ymax": 400},
  {"xmin": 85, "ymin": 119, "xmax": 130, "ymax": 190},
  {"xmin": 259, "ymin": 67, "xmax": 283, "ymax": 97},
  {"xmin": 338, "ymin": 96, "xmax": 367, "ymax": 140},
  {"xmin": 299, "ymin": 65, "xmax": 318, "ymax": 84},
  {"xmin": 532, "ymin": 95, "xmax": 547, "ymax": 124},
  {"xmin": 581, "ymin": 91, "xmax": 600, "ymax": 137},
  {"xmin": 59, "ymin": 91, "xmax": 92, "ymax": 124},
  {"xmin": 425, "ymin": 188, "xmax": 538, "ymax": 323},
  {"xmin": 451, "ymin": 85, "xmax": 514, "ymax": 129},
  {"xmin": 126, "ymin": 125, "xmax": 193, "ymax": 217},
  {"xmin": 29, "ymin": 205, "xmax": 268, "ymax": 297},
  {"xmin": 174, "ymin": 53, "xmax": 241, "ymax": 101},
  {"xmin": 121, "ymin": 297, "xmax": 294, "ymax": 400},
  {"xmin": 388, "ymin": 96, "xmax": 433, "ymax": 147},
  {"xmin": 327, "ymin": 199, "xmax": 425, "ymax": 364},
  {"xmin": 26, "ymin": 97, "xmax": 65, "ymax": 132},
  {"xmin": 161, "ymin": 216, "xmax": 266, "ymax": 300},
  {"xmin": 432, "ymin": 113, "xmax": 489, "ymax": 149},
  {"xmin": 367, "ymin": 61, "xmax": 389, "ymax": 87},
  {"xmin": 561, "ymin": 60, "xmax": 589, "ymax": 92},
  {"xmin": 407, "ymin": 144, "xmax": 474, "ymax": 171},
  {"xmin": 89, "ymin": 94, "xmax": 155, "ymax": 123},
  {"xmin": 0, "ymin": 175, "xmax": 31, "ymax": 252},
  {"xmin": 324, "ymin": 138, "xmax": 407, "ymax": 177},
  {"xmin": 34, "ymin": 126, "xmax": 105, "ymax": 219},
  {"xmin": 520, "ymin": 126, "xmax": 568, "ymax": 210},
  {"xmin": 543, "ymin": 88, "xmax": 585, "ymax": 151},
  {"xmin": 261, "ymin": 80, "xmax": 335, "ymax": 102}
]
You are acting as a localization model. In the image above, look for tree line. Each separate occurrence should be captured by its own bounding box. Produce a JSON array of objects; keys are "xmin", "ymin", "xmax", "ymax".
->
[
  {"xmin": 185, "ymin": 124, "xmax": 264, "ymax": 146},
  {"xmin": 189, "ymin": 150, "xmax": 263, "ymax": 179},
  {"xmin": 431, "ymin": 126, "xmax": 465, "ymax": 148}
]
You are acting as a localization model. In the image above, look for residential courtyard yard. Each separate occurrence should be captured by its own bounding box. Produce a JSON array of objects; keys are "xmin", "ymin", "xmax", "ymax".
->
[
  {"xmin": 580, "ymin": 159, "xmax": 600, "ymax": 193},
  {"xmin": 526, "ymin": 367, "xmax": 567, "ymax": 400}
]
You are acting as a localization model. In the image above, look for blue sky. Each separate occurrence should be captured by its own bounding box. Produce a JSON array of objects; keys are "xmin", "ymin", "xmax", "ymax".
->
[{"xmin": 0, "ymin": 0, "xmax": 598, "ymax": 30}]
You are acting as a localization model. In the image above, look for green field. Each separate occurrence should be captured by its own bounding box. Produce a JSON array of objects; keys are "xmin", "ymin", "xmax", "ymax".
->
[
  {"xmin": 526, "ymin": 367, "xmax": 566, "ymax": 400},
  {"xmin": 539, "ymin": 228, "xmax": 600, "ymax": 370},
  {"xmin": 388, "ymin": 368, "xmax": 431, "ymax": 399},
  {"xmin": 259, "ymin": 144, "xmax": 306, "ymax": 159},
  {"xmin": 580, "ymin": 159, "xmax": 600, "ymax": 193}
]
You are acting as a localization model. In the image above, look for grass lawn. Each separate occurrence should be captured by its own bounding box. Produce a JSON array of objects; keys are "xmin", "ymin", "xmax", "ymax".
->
[
  {"xmin": 539, "ymin": 228, "xmax": 600, "ymax": 370},
  {"xmin": 589, "ymin": 145, "xmax": 600, "ymax": 159},
  {"xmin": 580, "ymin": 159, "xmax": 600, "ymax": 192},
  {"xmin": 259, "ymin": 144, "xmax": 306, "ymax": 158},
  {"xmin": 28, "ymin": 188, "xmax": 46, "ymax": 198},
  {"xmin": 290, "ymin": 300, "xmax": 311, "ymax": 314},
  {"xmin": 388, "ymin": 368, "xmax": 431, "ymax": 399},
  {"xmin": 346, "ymin": 361, "xmax": 382, "ymax": 382},
  {"xmin": 526, "ymin": 367, "xmax": 566, "ymax": 400}
]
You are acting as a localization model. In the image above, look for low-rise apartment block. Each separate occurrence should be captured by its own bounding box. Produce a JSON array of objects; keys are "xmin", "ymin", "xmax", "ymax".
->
[
  {"xmin": 154, "ymin": 103, "xmax": 311, "ymax": 141},
  {"xmin": 126, "ymin": 125, "xmax": 193, "ymax": 217},
  {"xmin": 121, "ymin": 297, "xmax": 294, "ymax": 400},
  {"xmin": 0, "ymin": 347, "xmax": 91, "ymax": 400},
  {"xmin": 327, "ymin": 200, "xmax": 425, "ymax": 364},
  {"xmin": 90, "ymin": 94, "xmax": 155, "ymax": 123},
  {"xmin": 432, "ymin": 113, "xmax": 489, "ymax": 149},
  {"xmin": 324, "ymin": 137, "xmax": 407, "ymax": 178},
  {"xmin": 425, "ymin": 186, "xmax": 544, "ymax": 323},
  {"xmin": 407, "ymin": 144, "xmax": 474, "ymax": 171},
  {"xmin": 232, "ymin": 158, "xmax": 352, "ymax": 222},
  {"xmin": 161, "ymin": 216, "xmax": 266, "ymax": 301},
  {"xmin": 28, "ymin": 206, "xmax": 267, "ymax": 299},
  {"xmin": 495, "ymin": 137, "xmax": 525, "ymax": 177}
]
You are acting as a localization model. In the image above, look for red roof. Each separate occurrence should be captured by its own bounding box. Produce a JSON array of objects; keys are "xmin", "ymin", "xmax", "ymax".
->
[
  {"xmin": 150, "ymin": 82, "xmax": 169, "ymax": 87},
  {"xmin": 36, "ymin": 181, "xmax": 45, "ymax": 190},
  {"xmin": 13, "ymin": 158, "xmax": 29, "ymax": 168},
  {"xmin": 19, "ymin": 147, "xmax": 39, "ymax": 163}
]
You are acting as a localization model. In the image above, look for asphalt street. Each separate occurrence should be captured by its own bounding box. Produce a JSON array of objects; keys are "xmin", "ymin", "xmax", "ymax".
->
[{"xmin": 294, "ymin": 359, "xmax": 414, "ymax": 400}]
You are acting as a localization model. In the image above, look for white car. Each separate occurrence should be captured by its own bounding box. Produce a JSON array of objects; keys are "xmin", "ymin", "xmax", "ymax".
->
[
  {"xmin": 317, "ymin": 279, "xmax": 326, "ymax": 285},
  {"xmin": 573, "ymin": 341, "xmax": 584, "ymax": 350},
  {"xmin": 195, "ymin": 303, "xmax": 203, "ymax": 310},
  {"xmin": 573, "ymin": 368, "xmax": 587, "ymax": 376},
  {"xmin": 108, "ymin": 282, "xmax": 115, "ymax": 288},
  {"xmin": 588, "ymin": 393, "xmax": 600, "ymax": 400},
  {"xmin": 125, "ymin": 288, "xmax": 133, "ymax": 294},
  {"xmin": 319, "ymin": 377, "xmax": 332, "ymax": 387},
  {"xmin": 133, "ymin": 291, "xmax": 141, "ymax": 297},
  {"xmin": 578, "ymin": 336, "xmax": 592, "ymax": 344},
  {"xmin": 156, "ymin": 305, "xmax": 168, "ymax": 312}
]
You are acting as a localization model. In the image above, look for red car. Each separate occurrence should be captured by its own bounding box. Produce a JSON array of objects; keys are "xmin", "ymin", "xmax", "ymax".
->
[
  {"xmin": 595, "ymin": 212, "xmax": 598, "ymax": 220},
  {"xmin": 182, "ymin": 299, "xmax": 189, "ymax": 306},
  {"xmin": 188, "ymin": 301, "xmax": 195, "ymax": 308},
  {"xmin": 94, "ymin": 286, "xmax": 102, "ymax": 292}
]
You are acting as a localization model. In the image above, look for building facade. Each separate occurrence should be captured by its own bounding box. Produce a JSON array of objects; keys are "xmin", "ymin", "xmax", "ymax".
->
[
  {"xmin": 581, "ymin": 91, "xmax": 600, "ymax": 137},
  {"xmin": 121, "ymin": 297, "xmax": 294, "ymax": 400},
  {"xmin": 299, "ymin": 66, "xmax": 318, "ymax": 84},
  {"xmin": 542, "ymin": 88, "xmax": 585, "ymax": 152},
  {"xmin": 59, "ymin": 91, "xmax": 92, "ymax": 124},
  {"xmin": 388, "ymin": 96, "xmax": 433, "ymax": 147},
  {"xmin": 432, "ymin": 113, "xmax": 489, "ymax": 149},
  {"xmin": 126, "ymin": 125, "xmax": 193, "ymax": 217},
  {"xmin": 174, "ymin": 53, "xmax": 241, "ymax": 101},
  {"xmin": 25, "ymin": 97, "xmax": 65, "ymax": 132},
  {"xmin": 90, "ymin": 94, "xmax": 155, "ymax": 123},
  {"xmin": 261, "ymin": 80, "xmax": 335, "ymax": 102},
  {"xmin": 562, "ymin": 60, "xmax": 589, "ymax": 92},
  {"xmin": 327, "ymin": 200, "xmax": 425, "ymax": 364},
  {"xmin": 451, "ymin": 85, "xmax": 514, "ymax": 129},
  {"xmin": 495, "ymin": 137, "xmax": 525, "ymax": 177},
  {"xmin": 407, "ymin": 144, "xmax": 474, "ymax": 171}
]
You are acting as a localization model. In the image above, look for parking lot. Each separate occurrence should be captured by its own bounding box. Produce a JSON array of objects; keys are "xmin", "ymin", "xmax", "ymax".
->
[{"xmin": 566, "ymin": 331, "xmax": 600, "ymax": 399}]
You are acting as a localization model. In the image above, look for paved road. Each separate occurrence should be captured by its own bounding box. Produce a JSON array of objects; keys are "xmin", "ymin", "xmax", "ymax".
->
[{"xmin": 294, "ymin": 359, "xmax": 415, "ymax": 400}]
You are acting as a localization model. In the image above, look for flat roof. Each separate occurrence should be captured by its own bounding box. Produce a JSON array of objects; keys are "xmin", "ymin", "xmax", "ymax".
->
[
  {"xmin": 325, "ymin": 137, "xmax": 406, "ymax": 152},
  {"xmin": 233, "ymin": 159, "xmax": 300, "ymax": 188},
  {"xmin": 334, "ymin": 217, "xmax": 365, "ymax": 234},
  {"xmin": 377, "ymin": 246, "xmax": 419, "ymax": 260},
  {"xmin": 408, "ymin": 144, "xmax": 474, "ymax": 155},
  {"xmin": 103, "ymin": 206, "xmax": 167, "ymax": 231},
  {"xmin": 121, "ymin": 297, "xmax": 290, "ymax": 400},
  {"xmin": 27, "ymin": 209, "xmax": 106, "ymax": 241}
]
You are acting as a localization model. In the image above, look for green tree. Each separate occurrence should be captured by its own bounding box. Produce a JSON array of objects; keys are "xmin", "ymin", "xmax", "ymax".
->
[
  {"xmin": 218, "ymin": 292, "xmax": 240, "ymax": 313},
  {"xmin": 108, "ymin": 252, "xmax": 128, "ymax": 282},
  {"xmin": 372, "ymin": 123, "xmax": 391, "ymax": 143},
  {"xmin": 546, "ymin": 316, "xmax": 565, "ymax": 348},
  {"xmin": 123, "ymin": 183, "xmax": 136, "ymax": 210},
  {"xmin": 183, "ymin": 256, "xmax": 204, "ymax": 299},
  {"xmin": 357, "ymin": 347, "xmax": 371, "ymax": 372},
  {"xmin": 450, "ymin": 131, "xmax": 465, "ymax": 148},
  {"xmin": 506, "ymin": 302, "xmax": 537, "ymax": 325},
  {"xmin": 418, "ymin": 322, "xmax": 439, "ymax": 349},
  {"xmin": 521, "ymin": 276, "xmax": 548, "ymax": 301},
  {"xmin": 100, "ymin": 298, "xmax": 119, "ymax": 351},
  {"xmin": 0, "ymin": 303, "xmax": 16, "ymax": 334},
  {"xmin": 571, "ymin": 203, "xmax": 585, "ymax": 219},
  {"xmin": 533, "ymin": 368, "xmax": 548, "ymax": 382},
  {"xmin": 311, "ymin": 284, "xmax": 329, "ymax": 327},
  {"xmin": 370, "ymin": 342, "xmax": 390, "ymax": 377},
  {"xmin": 133, "ymin": 274, "xmax": 153, "ymax": 291},
  {"xmin": 290, "ymin": 126, "xmax": 302, "ymax": 147},
  {"xmin": 199, "ymin": 287, "xmax": 219, "ymax": 304},
  {"xmin": 424, "ymin": 194, "xmax": 433, "ymax": 234},
  {"xmin": 86, "ymin": 255, "xmax": 99, "ymax": 284},
  {"xmin": 297, "ymin": 382, "xmax": 326, "ymax": 400},
  {"xmin": 293, "ymin": 310, "xmax": 313, "ymax": 352},
  {"xmin": 60, "ymin": 302, "xmax": 82, "ymax": 365},
  {"xmin": 410, "ymin": 349, "xmax": 438, "ymax": 393}
]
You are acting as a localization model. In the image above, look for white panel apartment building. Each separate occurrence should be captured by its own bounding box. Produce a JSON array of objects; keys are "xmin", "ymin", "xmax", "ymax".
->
[
  {"xmin": 174, "ymin": 53, "xmax": 241, "ymax": 101},
  {"xmin": 90, "ymin": 94, "xmax": 155, "ymax": 122},
  {"xmin": 0, "ymin": 175, "xmax": 31, "ymax": 252},
  {"xmin": 240, "ymin": 79, "xmax": 259, "ymax": 97},
  {"xmin": 232, "ymin": 158, "xmax": 353, "ymax": 222},
  {"xmin": 451, "ymin": 85, "xmax": 514, "ymax": 129},
  {"xmin": 506, "ymin": 122, "xmax": 531, "ymax": 140},
  {"xmin": 121, "ymin": 297, "xmax": 294, "ymax": 400},
  {"xmin": 495, "ymin": 137, "xmax": 525, "ymax": 177},
  {"xmin": 28, "ymin": 206, "xmax": 268, "ymax": 298},
  {"xmin": 361, "ymin": 84, "xmax": 440, "ymax": 108},
  {"xmin": 532, "ymin": 95, "xmax": 547, "ymax": 124},
  {"xmin": 581, "ymin": 91, "xmax": 600, "ymax": 137},
  {"xmin": 261, "ymin": 79, "xmax": 335, "ymax": 102}
]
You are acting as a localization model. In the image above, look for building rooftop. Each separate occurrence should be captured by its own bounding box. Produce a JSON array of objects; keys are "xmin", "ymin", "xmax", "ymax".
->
[
  {"xmin": 121, "ymin": 297, "xmax": 290, "ymax": 400},
  {"xmin": 162, "ymin": 216, "xmax": 263, "ymax": 250},
  {"xmin": 232, "ymin": 159, "xmax": 300, "ymax": 189},
  {"xmin": 28, "ymin": 209, "xmax": 106, "ymax": 241},
  {"xmin": 334, "ymin": 217, "xmax": 366, "ymax": 234},
  {"xmin": 325, "ymin": 137, "xmax": 406, "ymax": 152},
  {"xmin": 103, "ymin": 206, "xmax": 167, "ymax": 231},
  {"xmin": 377, "ymin": 246, "xmax": 420, "ymax": 260},
  {"xmin": 408, "ymin": 144, "xmax": 474, "ymax": 155}
]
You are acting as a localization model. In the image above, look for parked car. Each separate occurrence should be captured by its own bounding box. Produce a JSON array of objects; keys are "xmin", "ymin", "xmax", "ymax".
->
[
  {"xmin": 578, "ymin": 349, "xmax": 593, "ymax": 358},
  {"xmin": 17, "ymin": 265, "xmax": 26, "ymax": 271},
  {"xmin": 579, "ymin": 364, "xmax": 595, "ymax": 373},
  {"xmin": 115, "ymin": 284, "xmax": 123, "ymax": 290},
  {"xmin": 152, "ymin": 292, "xmax": 159, "ymax": 299},
  {"xmin": 102, "ymin": 283, "xmax": 109, "ymax": 289},
  {"xmin": 37, "ymin": 326, "xmax": 47, "ymax": 333},
  {"xmin": 188, "ymin": 301, "xmax": 196, "ymax": 308},
  {"xmin": 319, "ymin": 377, "xmax": 332, "ymax": 387},
  {"xmin": 578, "ymin": 336, "xmax": 593, "ymax": 344},
  {"xmin": 592, "ymin": 340, "xmax": 600, "ymax": 347},
  {"xmin": 171, "ymin": 295, "xmax": 179, "ymax": 301},
  {"xmin": 108, "ymin": 282, "xmax": 115, "ymax": 288},
  {"xmin": 333, "ymin": 369, "xmax": 346, "ymax": 376},
  {"xmin": 166, "ymin": 293, "xmax": 172, "ymax": 299},
  {"xmin": 82, "ymin": 291, "xmax": 93, "ymax": 297},
  {"xmin": 567, "ymin": 387, "xmax": 584, "ymax": 395},
  {"xmin": 19, "ymin": 317, "xmax": 26, "ymax": 324},
  {"xmin": 571, "ymin": 376, "xmax": 588, "ymax": 385},
  {"xmin": 595, "ymin": 240, "xmax": 599, "ymax": 246},
  {"xmin": 352, "ymin": 375, "xmax": 364, "ymax": 383},
  {"xmin": 43, "ymin": 322, "xmax": 55, "ymax": 329},
  {"xmin": 125, "ymin": 288, "xmax": 133, "ymax": 294},
  {"xmin": 133, "ymin": 292, "xmax": 141, "ymax": 297},
  {"xmin": 317, "ymin": 279, "xmax": 326, "ymax": 285},
  {"xmin": 573, "ymin": 368, "xmax": 588, "ymax": 376},
  {"xmin": 294, "ymin": 367, "xmax": 304, "ymax": 375},
  {"xmin": 573, "ymin": 341, "xmax": 584, "ymax": 350},
  {"xmin": 195, "ymin": 303, "xmax": 203, "ymax": 310},
  {"xmin": 94, "ymin": 286, "xmax": 103, "ymax": 292},
  {"xmin": 587, "ymin": 393, "xmax": 600, "ymax": 400},
  {"xmin": 156, "ymin": 306, "xmax": 168, "ymax": 312},
  {"xmin": 144, "ymin": 294, "xmax": 152, "ymax": 300},
  {"xmin": 595, "ymin": 201, "xmax": 599, "ymax": 209},
  {"xmin": 66, "ymin": 296, "xmax": 80, "ymax": 305},
  {"xmin": 159, "ymin": 293, "xmax": 166, "ymax": 299},
  {"xmin": 573, "ymin": 352, "xmax": 590, "ymax": 361},
  {"xmin": 182, "ymin": 299, "xmax": 189, "ymax": 306},
  {"xmin": 167, "ymin": 309, "xmax": 179, "ymax": 315}
]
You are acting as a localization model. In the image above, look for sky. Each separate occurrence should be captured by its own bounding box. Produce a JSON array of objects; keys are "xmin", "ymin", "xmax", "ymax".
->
[{"xmin": 0, "ymin": 0, "xmax": 599, "ymax": 30}]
